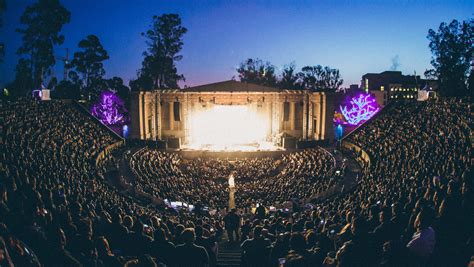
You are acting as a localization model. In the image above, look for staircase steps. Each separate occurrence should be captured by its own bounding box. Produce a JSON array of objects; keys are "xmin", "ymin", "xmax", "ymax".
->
[{"xmin": 217, "ymin": 243, "xmax": 241, "ymax": 267}]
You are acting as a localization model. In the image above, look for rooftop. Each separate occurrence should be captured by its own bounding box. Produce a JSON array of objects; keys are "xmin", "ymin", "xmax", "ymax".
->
[{"xmin": 182, "ymin": 80, "xmax": 282, "ymax": 93}]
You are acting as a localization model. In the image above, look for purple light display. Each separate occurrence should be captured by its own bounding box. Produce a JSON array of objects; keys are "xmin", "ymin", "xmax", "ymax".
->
[
  {"xmin": 91, "ymin": 90, "xmax": 128, "ymax": 125},
  {"xmin": 340, "ymin": 93, "xmax": 379, "ymax": 125}
]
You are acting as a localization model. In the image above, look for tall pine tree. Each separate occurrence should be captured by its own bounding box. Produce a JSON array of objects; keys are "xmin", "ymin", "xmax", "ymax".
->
[
  {"xmin": 136, "ymin": 14, "xmax": 187, "ymax": 90},
  {"xmin": 427, "ymin": 19, "xmax": 473, "ymax": 97},
  {"xmin": 16, "ymin": 0, "xmax": 70, "ymax": 91}
]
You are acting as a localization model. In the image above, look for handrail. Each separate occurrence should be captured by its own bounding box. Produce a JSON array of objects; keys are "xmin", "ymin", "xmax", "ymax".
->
[
  {"xmin": 340, "ymin": 141, "xmax": 371, "ymax": 168},
  {"xmin": 128, "ymin": 147, "xmax": 162, "ymax": 202},
  {"xmin": 95, "ymin": 140, "xmax": 125, "ymax": 167},
  {"xmin": 302, "ymin": 147, "xmax": 341, "ymax": 203},
  {"xmin": 320, "ymin": 147, "xmax": 337, "ymax": 176},
  {"xmin": 307, "ymin": 142, "xmax": 369, "ymax": 203}
]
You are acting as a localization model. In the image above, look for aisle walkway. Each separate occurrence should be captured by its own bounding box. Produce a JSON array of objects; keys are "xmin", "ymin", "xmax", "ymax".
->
[
  {"xmin": 217, "ymin": 240, "xmax": 241, "ymax": 267},
  {"xmin": 216, "ymin": 147, "xmax": 362, "ymax": 266},
  {"xmin": 311, "ymin": 146, "xmax": 362, "ymax": 201}
]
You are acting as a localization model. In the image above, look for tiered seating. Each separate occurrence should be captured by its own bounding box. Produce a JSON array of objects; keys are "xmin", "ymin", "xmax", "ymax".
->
[
  {"xmin": 0, "ymin": 98, "xmax": 471, "ymax": 266},
  {"xmin": 130, "ymin": 147, "xmax": 335, "ymax": 209}
]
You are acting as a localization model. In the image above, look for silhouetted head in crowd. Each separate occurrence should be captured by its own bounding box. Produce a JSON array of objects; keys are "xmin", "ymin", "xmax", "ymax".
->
[
  {"xmin": 181, "ymin": 228, "xmax": 196, "ymax": 245},
  {"xmin": 351, "ymin": 216, "xmax": 367, "ymax": 237},
  {"xmin": 253, "ymin": 225, "xmax": 263, "ymax": 238},
  {"xmin": 289, "ymin": 233, "xmax": 306, "ymax": 252}
]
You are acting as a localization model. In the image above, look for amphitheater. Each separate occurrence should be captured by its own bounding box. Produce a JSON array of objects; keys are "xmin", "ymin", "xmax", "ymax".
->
[{"xmin": 0, "ymin": 95, "xmax": 472, "ymax": 266}]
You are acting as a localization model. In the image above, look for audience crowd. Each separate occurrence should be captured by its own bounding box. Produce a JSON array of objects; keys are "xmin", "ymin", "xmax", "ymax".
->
[
  {"xmin": 130, "ymin": 150, "xmax": 229, "ymax": 209},
  {"xmin": 131, "ymin": 148, "xmax": 335, "ymax": 210},
  {"xmin": 0, "ymin": 98, "xmax": 471, "ymax": 266}
]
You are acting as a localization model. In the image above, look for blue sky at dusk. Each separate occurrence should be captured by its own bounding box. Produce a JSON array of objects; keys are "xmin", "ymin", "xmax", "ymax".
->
[{"xmin": 1, "ymin": 0, "xmax": 473, "ymax": 88}]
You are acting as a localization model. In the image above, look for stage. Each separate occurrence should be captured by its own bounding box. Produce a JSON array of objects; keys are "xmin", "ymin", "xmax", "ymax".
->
[
  {"xmin": 170, "ymin": 148, "xmax": 294, "ymax": 159},
  {"xmin": 174, "ymin": 140, "xmax": 291, "ymax": 159}
]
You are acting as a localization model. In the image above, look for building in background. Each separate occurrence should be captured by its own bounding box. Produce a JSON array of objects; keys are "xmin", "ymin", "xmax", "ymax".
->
[
  {"xmin": 361, "ymin": 71, "xmax": 438, "ymax": 103},
  {"xmin": 349, "ymin": 84, "xmax": 359, "ymax": 92}
]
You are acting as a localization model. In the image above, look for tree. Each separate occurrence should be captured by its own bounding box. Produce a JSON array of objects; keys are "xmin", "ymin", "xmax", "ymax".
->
[
  {"xmin": 323, "ymin": 66, "xmax": 343, "ymax": 91},
  {"xmin": 278, "ymin": 62, "xmax": 301, "ymax": 89},
  {"xmin": 129, "ymin": 75, "xmax": 154, "ymax": 91},
  {"xmin": 0, "ymin": 0, "xmax": 6, "ymax": 62},
  {"xmin": 69, "ymin": 34, "xmax": 109, "ymax": 97},
  {"xmin": 298, "ymin": 65, "xmax": 343, "ymax": 92},
  {"xmin": 427, "ymin": 18, "xmax": 473, "ymax": 97},
  {"xmin": 424, "ymin": 69, "xmax": 437, "ymax": 80},
  {"xmin": 139, "ymin": 14, "xmax": 187, "ymax": 89},
  {"xmin": 298, "ymin": 65, "xmax": 323, "ymax": 90},
  {"xmin": 8, "ymin": 58, "xmax": 33, "ymax": 97},
  {"xmin": 47, "ymin": 76, "xmax": 57, "ymax": 89},
  {"xmin": 237, "ymin": 58, "xmax": 277, "ymax": 87},
  {"xmin": 107, "ymin": 76, "xmax": 130, "ymax": 101},
  {"xmin": 16, "ymin": 0, "xmax": 70, "ymax": 88},
  {"xmin": 54, "ymin": 80, "xmax": 80, "ymax": 99}
]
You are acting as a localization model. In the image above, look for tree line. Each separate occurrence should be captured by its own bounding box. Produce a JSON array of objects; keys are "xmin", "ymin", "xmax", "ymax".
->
[
  {"xmin": 1, "ymin": 0, "xmax": 472, "ymax": 99},
  {"xmin": 425, "ymin": 18, "xmax": 473, "ymax": 97},
  {"xmin": 236, "ymin": 59, "xmax": 344, "ymax": 91},
  {"xmin": 4, "ymin": 0, "xmax": 188, "ymax": 101}
]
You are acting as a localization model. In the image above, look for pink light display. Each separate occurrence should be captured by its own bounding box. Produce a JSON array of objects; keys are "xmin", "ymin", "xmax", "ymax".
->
[
  {"xmin": 340, "ymin": 93, "xmax": 379, "ymax": 125},
  {"xmin": 91, "ymin": 90, "xmax": 128, "ymax": 125}
]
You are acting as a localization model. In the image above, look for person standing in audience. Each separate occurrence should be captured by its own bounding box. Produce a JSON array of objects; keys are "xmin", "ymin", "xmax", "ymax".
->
[
  {"xmin": 224, "ymin": 209, "xmax": 240, "ymax": 242},
  {"xmin": 175, "ymin": 228, "xmax": 209, "ymax": 267},
  {"xmin": 256, "ymin": 204, "xmax": 266, "ymax": 220},
  {"xmin": 241, "ymin": 226, "xmax": 271, "ymax": 267},
  {"xmin": 151, "ymin": 228, "xmax": 176, "ymax": 266}
]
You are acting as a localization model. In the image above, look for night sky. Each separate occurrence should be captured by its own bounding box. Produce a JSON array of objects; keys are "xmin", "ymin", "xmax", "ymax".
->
[{"xmin": 1, "ymin": 0, "xmax": 473, "ymax": 88}]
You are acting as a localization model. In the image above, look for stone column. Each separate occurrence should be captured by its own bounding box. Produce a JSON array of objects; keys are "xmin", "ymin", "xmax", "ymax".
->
[
  {"xmin": 143, "ymin": 93, "xmax": 150, "ymax": 139},
  {"xmin": 156, "ymin": 93, "xmax": 162, "ymax": 140},
  {"xmin": 320, "ymin": 93, "xmax": 326, "ymax": 140},
  {"xmin": 183, "ymin": 94, "xmax": 189, "ymax": 144},
  {"xmin": 137, "ymin": 92, "xmax": 143, "ymax": 139},
  {"xmin": 169, "ymin": 101, "xmax": 174, "ymax": 131},
  {"xmin": 279, "ymin": 100, "xmax": 284, "ymax": 133},
  {"xmin": 307, "ymin": 100, "xmax": 313, "ymax": 140},
  {"xmin": 290, "ymin": 101, "xmax": 295, "ymax": 131},
  {"xmin": 302, "ymin": 95, "xmax": 308, "ymax": 140},
  {"xmin": 140, "ymin": 93, "xmax": 146, "ymax": 139},
  {"xmin": 314, "ymin": 94, "xmax": 322, "ymax": 140},
  {"xmin": 271, "ymin": 94, "xmax": 280, "ymax": 143}
]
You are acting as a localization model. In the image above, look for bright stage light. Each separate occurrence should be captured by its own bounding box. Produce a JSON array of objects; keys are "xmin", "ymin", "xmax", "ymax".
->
[{"xmin": 186, "ymin": 105, "xmax": 274, "ymax": 151}]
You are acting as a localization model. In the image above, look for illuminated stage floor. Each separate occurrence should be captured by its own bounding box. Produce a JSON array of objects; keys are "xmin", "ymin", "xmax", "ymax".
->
[
  {"xmin": 181, "ymin": 141, "xmax": 284, "ymax": 152},
  {"xmin": 177, "ymin": 142, "xmax": 288, "ymax": 159}
]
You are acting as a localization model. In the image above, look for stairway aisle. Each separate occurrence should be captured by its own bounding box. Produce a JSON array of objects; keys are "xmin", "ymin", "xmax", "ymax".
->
[
  {"xmin": 217, "ymin": 243, "xmax": 241, "ymax": 267},
  {"xmin": 216, "ymin": 232, "xmax": 242, "ymax": 267}
]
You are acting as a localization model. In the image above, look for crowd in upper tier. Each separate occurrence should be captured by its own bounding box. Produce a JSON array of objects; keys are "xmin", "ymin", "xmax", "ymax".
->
[
  {"xmin": 0, "ymin": 98, "xmax": 472, "ymax": 266},
  {"xmin": 130, "ymin": 147, "xmax": 336, "ymax": 210}
]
